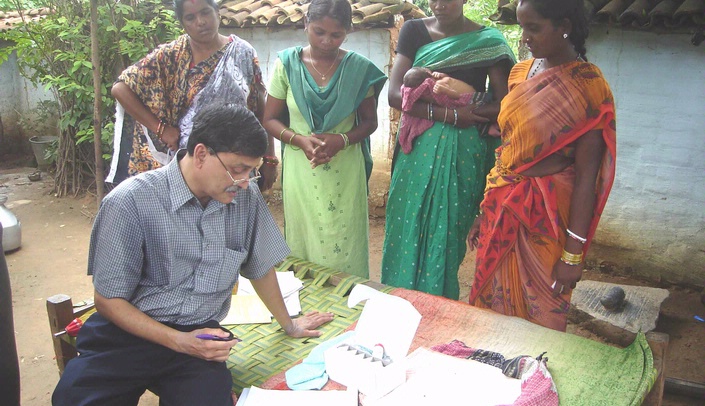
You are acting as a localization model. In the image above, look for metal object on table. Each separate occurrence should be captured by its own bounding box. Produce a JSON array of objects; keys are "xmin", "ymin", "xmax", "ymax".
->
[{"xmin": 0, "ymin": 195, "xmax": 21, "ymax": 252}]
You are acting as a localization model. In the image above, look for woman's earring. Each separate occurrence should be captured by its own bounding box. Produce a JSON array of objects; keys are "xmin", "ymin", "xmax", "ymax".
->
[{"xmin": 563, "ymin": 33, "xmax": 568, "ymax": 39}]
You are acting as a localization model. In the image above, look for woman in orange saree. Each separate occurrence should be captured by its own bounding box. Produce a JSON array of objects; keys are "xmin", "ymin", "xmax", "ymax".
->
[{"xmin": 467, "ymin": 0, "xmax": 617, "ymax": 331}]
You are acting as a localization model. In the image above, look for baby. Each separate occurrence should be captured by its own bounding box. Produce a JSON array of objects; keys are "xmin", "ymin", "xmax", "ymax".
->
[
  {"xmin": 403, "ymin": 67, "xmax": 477, "ymax": 101},
  {"xmin": 399, "ymin": 67, "xmax": 497, "ymax": 154}
]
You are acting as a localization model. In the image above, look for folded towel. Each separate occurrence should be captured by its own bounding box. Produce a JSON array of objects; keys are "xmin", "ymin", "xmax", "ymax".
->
[{"xmin": 285, "ymin": 331, "xmax": 355, "ymax": 390}]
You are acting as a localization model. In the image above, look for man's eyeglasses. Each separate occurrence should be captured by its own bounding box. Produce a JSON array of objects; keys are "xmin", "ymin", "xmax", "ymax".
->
[{"xmin": 207, "ymin": 147, "xmax": 261, "ymax": 188}]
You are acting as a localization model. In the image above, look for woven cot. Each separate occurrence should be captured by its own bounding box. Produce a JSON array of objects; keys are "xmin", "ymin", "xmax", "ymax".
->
[{"xmin": 224, "ymin": 256, "xmax": 392, "ymax": 393}]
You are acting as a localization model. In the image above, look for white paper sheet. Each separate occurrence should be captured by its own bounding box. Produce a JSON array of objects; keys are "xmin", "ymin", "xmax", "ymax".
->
[
  {"xmin": 363, "ymin": 347, "xmax": 521, "ymax": 406},
  {"xmin": 221, "ymin": 295, "xmax": 273, "ymax": 325},
  {"xmin": 222, "ymin": 272, "xmax": 303, "ymax": 325},
  {"xmin": 237, "ymin": 386, "xmax": 357, "ymax": 406}
]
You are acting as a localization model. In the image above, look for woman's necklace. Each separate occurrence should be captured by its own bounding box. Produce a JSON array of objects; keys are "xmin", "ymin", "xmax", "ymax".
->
[
  {"xmin": 530, "ymin": 54, "xmax": 583, "ymax": 78},
  {"xmin": 309, "ymin": 48, "xmax": 340, "ymax": 81},
  {"xmin": 529, "ymin": 58, "xmax": 543, "ymax": 78}
]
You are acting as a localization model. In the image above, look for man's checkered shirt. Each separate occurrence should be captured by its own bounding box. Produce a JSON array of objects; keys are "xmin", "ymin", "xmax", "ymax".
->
[{"xmin": 88, "ymin": 151, "xmax": 289, "ymax": 325}]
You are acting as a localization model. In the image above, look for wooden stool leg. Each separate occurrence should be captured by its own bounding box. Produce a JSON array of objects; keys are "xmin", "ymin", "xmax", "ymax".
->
[{"xmin": 47, "ymin": 294, "xmax": 77, "ymax": 375}]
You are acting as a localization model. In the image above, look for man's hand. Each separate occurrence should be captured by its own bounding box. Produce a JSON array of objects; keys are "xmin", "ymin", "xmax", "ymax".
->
[
  {"xmin": 173, "ymin": 328, "xmax": 240, "ymax": 362},
  {"xmin": 284, "ymin": 311, "xmax": 335, "ymax": 338}
]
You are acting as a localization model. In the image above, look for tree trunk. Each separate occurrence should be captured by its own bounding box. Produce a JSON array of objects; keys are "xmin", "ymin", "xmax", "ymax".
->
[{"xmin": 90, "ymin": 0, "xmax": 104, "ymax": 204}]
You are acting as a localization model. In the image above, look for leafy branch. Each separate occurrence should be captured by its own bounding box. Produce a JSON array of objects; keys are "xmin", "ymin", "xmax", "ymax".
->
[{"xmin": 0, "ymin": 0, "xmax": 180, "ymax": 196}]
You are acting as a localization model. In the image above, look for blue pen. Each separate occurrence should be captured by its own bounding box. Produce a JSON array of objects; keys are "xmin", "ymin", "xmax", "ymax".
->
[{"xmin": 196, "ymin": 333, "xmax": 241, "ymax": 342}]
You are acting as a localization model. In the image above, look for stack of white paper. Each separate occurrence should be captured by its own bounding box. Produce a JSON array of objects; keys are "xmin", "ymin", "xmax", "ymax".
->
[
  {"xmin": 362, "ymin": 348, "xmax": 521, "ymax": 406},
  {"xmin": 236, "ymin": 386, "xmax": 356, "ymax": 406},
  {"xmin": 221, "ymin": 271, "xmax": 304, "ymax": 325}
]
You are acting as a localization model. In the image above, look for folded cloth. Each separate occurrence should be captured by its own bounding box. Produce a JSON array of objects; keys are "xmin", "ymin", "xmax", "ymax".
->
[{"xmin": 285, "ymin": 331, "xmax": 355, "ymax": 390}]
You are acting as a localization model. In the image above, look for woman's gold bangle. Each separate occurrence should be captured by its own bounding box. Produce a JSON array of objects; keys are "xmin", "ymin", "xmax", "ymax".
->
[
  {"xmin": 288, "ymin": 132, "xmax": 301, "ymax": 150},
  {"xmin": 279, "ymin": 127, "xmax": 291, "ymax": 140},
  {"xmin": 561, "ymin": 249, "xmax": 583, "ymax": 265}
]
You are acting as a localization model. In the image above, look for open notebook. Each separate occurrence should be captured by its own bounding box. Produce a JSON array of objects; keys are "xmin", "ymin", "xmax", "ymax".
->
[{"xmin": 221, "ymin": 271, "xmax": 303, "ymax": 325}]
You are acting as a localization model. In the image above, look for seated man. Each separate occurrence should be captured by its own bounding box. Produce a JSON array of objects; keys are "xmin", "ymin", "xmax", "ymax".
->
[{"xmin": 53, "ymin": 104, "xmax": 333, "ymax": 406}]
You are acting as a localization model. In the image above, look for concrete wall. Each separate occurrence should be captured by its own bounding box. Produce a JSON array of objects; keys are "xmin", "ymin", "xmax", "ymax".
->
[
  {"xmin": 221, "ymin": 26, "xmax": 393, "ymax": 164},
  {"xmin": 587, "ymin": 29, "xmax": 705, "ymax": 286},
  {"xmin": 0, "ymin": 44, "xmax": 57, "ymax": 155},
  {"xmin": 0, "ymin": 45, "xmax": 21, "ymax": 151}
]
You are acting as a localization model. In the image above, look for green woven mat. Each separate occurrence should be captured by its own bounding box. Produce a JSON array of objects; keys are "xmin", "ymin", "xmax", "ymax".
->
[{"xmin": 225, "ymin": 256, "xmax": 392, "ymax": 393}]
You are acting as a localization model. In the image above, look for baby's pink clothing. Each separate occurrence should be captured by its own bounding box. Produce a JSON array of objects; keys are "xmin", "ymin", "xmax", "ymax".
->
[{"xmin": 399, "ymin": 78, "xmax": 473, "ymax": 154}]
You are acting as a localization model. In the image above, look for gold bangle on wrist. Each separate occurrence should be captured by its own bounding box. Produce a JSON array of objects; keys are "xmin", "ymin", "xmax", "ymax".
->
[
  {"xmin": 339, "ymin": 133, "xmax": 349, "ymax": 148},
  {"xmin": 279, "ymin": 127, "xmax": 290, "ymax": 140},
  {"xmin": 288, "ymin": 133, "xmax": 301, "ymax": 151},
  {"xmin": 561, "ymin": 249, "xmax": 583, "ymax": 265}
]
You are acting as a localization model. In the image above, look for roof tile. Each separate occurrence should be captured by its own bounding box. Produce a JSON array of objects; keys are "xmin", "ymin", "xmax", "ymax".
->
[
  {"xmin": 219, "ymin": 0, "xmax": 425, "ymax": 28},
  {"xmin": 0, "ymin": 8, "xmax": 51, "ymax": 33},
  {"xmin": 491, "ymin": 0, "xmax": 705, "ymax": 33}
]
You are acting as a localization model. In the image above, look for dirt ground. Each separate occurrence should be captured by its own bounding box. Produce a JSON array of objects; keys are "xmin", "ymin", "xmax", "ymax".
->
[{"xmin": 1, "ymin": 164, "xmax": 702, "ymax": 405}]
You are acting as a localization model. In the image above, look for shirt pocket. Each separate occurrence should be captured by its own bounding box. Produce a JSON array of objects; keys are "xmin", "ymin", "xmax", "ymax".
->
[{"xmin": 218, "ymin": 248, "xmax": 248, "ymax": 292}]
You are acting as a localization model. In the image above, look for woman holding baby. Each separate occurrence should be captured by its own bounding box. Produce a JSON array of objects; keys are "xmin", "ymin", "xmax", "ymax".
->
[{"xmin": 381, "ymin": 0, "xmax": 515, "ymax": 299}]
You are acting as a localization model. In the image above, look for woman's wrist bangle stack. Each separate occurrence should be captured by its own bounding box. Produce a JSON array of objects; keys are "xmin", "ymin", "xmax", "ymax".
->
[
  {"xmin": 443, "ymin": 107, "xmax": 449, "ymax": 123},
  {"xmin": 156, "ymin": 119, "xmax": 167, "ymax": 141},
  {"xmin": 288, "ymin": 131, "xmax": 301, "ymax": 151},
  {"xmin": 262, "ymin": 156, "xmax": 279, "ymax": 166},
  {"xmin": 453, "ymin": 109, "xmax": 458, "ymax": 127},
  {"xmin": 560, "ymin": 249, "xmax": 583, "ymax": 266},
  {"xmin": 279, "ymin": 127, "xmax": 300, "ymax": 150},
  {"xmin": 566, "ymin": 228, "xmax": 587, "ymax": 244},
  {"xmin": 338, "ymin": 133, "xmax": 349, "ymax": 148},
  {"xmin": 427, "ymin": 103, "xmax": 434, "ymax": 121}
]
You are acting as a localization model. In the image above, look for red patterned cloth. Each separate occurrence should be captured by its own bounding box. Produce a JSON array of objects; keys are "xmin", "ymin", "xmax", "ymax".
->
[{"xmin": 398, "ymin": 78, "xmax": 473, "ymax": 153}]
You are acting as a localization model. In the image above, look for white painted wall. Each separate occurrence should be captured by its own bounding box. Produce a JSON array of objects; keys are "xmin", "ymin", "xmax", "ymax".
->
[
  {"xmin": 587, "ymin": 29, "xmax": 705, "ymax": 285},
  {"xmin": 221, "ymin": 26, "xmax": 393, "ymax": 163},
  {"xmin": 0, "ymin": 45, "xmax": 57, "ymax": 152},
  {"xmin": 0, "ymin": 46, "xmax": 21, "ymax": 147}
]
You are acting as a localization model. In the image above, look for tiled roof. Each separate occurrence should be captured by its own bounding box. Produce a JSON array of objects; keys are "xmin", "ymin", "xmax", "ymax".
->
[
  {"xmin": 219, "ymin": 0, "xmax": 426, "ymax": 28},
  {"xmin": 491, "ymin": 0, "xmax": 705, "ymax": 33},
  {"xmin": 0, "ymin": 8, "xmax": 51, "ymax": 32}
]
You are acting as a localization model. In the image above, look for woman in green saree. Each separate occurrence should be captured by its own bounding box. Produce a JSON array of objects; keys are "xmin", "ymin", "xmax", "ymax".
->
[
  {"xmin": 262, "ymin": 0, "xmax": 387, "ymax": 278},
  {"xmin": 381, "ymin": 0, "xmax": 515, "ymax": 299}
]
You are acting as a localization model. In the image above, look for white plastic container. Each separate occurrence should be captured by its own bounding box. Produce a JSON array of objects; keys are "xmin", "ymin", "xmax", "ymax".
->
[
  {"xmin": 324, "ymin": 285, "xmax": 421, "ymax": 399},
  {"xmin": 0, "ymin": 195, "xmax": 21, "ymax": 252}
]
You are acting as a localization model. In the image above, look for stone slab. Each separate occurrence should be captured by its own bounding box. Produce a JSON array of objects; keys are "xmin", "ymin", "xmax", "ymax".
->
[{"xmin": 570, "ymin": 280, "xmax": 670, "ymax": 334}]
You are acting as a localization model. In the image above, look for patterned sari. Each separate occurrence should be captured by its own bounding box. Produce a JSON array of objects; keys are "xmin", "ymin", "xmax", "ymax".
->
[
  {"xmin": 106, "ymin": 34, "xmax": 263, "ymax": 184},
  {"xmin": 268, "ymin": 47, "xmax": 387, "ymax": 278},
  {"xmin": 381, "ymin": 28, "xmax": 515, "ymax": 299},
  {"xmin": 469, "ymin": 60, "xmax": 617, "ymax": 331}
]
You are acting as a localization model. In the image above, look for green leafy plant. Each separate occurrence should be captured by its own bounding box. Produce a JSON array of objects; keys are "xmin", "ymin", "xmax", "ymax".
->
[
  {"xmin": 463, "ymin": 0, "xmax": 522, "ymax": 58},
  {"xmin": 0, "ymin": 0, "xmax": 181, "ymax": 196},
  {"xmin": 15, "ymin": 99, "xmax": 59, "ymax": 139},
  {"xmin": 0, "ymin": 0, "xmax": 41, "ymax": 11},
  {"xmin": 411, "ymin": 0, "xmax": 523, "ymax": 58}
]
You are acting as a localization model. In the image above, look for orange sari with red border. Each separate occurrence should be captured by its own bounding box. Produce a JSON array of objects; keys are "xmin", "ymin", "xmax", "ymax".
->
[{"xmin": 469, "ymin": 59, "xmax": 616, "ymax": 331}]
